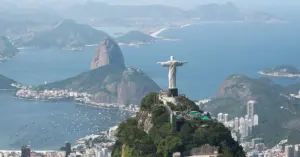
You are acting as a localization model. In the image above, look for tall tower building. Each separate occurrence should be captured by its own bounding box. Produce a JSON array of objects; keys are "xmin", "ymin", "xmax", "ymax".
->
[
  {"xmin": 21, "ymin": 145, "xmax": 31, "ymax": 157},
  {"xmin": 223, "ymin": 113, "xmax": 228, "ymax": 123},
  {"xmin": 65, "ymin": 142, "xmax": 71, "ymax": 157},
  {"xmin": 247, "ymin": 100, "xmax": 256, "ymax": 126},
  {"xmin": 234, "ymin": 117, "xmax": 239, "ymax": 132},
  {"xmin": 285, "ymin": 145, "xmax": 294, "ymax": 157},
  {"xmin": 239, "ymin": 117, "xmax": 245, "ymax": 137},
  {"xmin": 253, "ymin": 114, "xmax": 259, "ymax": 126},
  {"xmin": 217, "ymin": 113, "xmax": 223, "ymax": 122},
  {"xmin": 248, "ymin": 119, "xmax": 252, "ymax": 135},
  {"xmin": 244, "ymin": 118, "xmax": 249, "ymax": 137}
]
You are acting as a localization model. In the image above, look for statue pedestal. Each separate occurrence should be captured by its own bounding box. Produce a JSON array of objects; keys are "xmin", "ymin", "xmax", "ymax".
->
[{"xmin": 168, "ymin": 88, "xmax": 178, "ymax": 97}]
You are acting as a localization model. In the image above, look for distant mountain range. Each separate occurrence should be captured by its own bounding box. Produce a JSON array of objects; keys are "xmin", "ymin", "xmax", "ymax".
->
[
  {"xmin": 15, "ymin": 19, "xmax": 109, "ymax": 50},
  {"xmin": 0, "ymin": 36, "xmax": 19, "ymax": 62},
  {"xmin": 203, "ymin": 74, "xmax": 300, "ymax": 146},
  {"xmin": 61, "ymin": 2, "xmax": 282, "ymax": 23},
  {"xmin": 0, "ymin": 1, "xmax": 284, "ymax": 24},
  {"xmin": 39, "ymin": 38, "xmax": 160, "ymax": 104}
]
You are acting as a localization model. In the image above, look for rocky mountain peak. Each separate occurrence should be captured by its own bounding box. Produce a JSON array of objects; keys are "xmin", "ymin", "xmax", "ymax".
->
[{"xmin": 90, "ymin": 38, "xmax": 125, "ymax": 70}]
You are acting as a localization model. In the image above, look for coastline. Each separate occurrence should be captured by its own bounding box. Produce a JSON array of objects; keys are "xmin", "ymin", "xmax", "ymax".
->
[
  {"xmin": 258, "ymin": 71, "xmax": 300, "ymax": 78},
  {"xmin": 149, "ymin": 23, "xmax": 195, "ymax": 40}
]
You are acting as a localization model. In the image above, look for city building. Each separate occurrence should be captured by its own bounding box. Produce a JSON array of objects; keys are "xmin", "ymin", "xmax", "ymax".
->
[
  {"xmin": 217, "ymin": 113, "xmax": 223, "ymax": 122},
  {"xmin": 295, "ymin": 144, "xmax": 300, "ymax": 157},
  {"xmin": 21, "ymin": 146, "xmax": 31, "ymax": 157},
  {"xmin": 186, "ymin": 144, "xmax": 219, "ymax": 157},
  {"xmin": 255, "ymin": 143, "xmax": 265, "ymax": 153},
  {"xmin": 239, "ymin": 117, "xmax": 245, "ymax": 137},
  {"xmin": 65, "ymin": 142, "xmax": 71, "ymax": 157},
  {"xmin": 252, "ymin": 138, "xmax": 263, "ymax": 148},
  {"xmin": 253, "ymin": 114, "xmax": 259, "ymax": 126},
  {"xmin": 223, "ymin": 113, "xmax": 228, "ymax": 123},
  {"xmin": 247, "ymin": 100, "xmax": 256, "ymax": 126},
  {"xmin": 285, "ymin": 145, "xmax": 294, "ymax": 157},
  {"xmin": 234, "ymin": 117, "xmax": 239, "ymax": 132}
]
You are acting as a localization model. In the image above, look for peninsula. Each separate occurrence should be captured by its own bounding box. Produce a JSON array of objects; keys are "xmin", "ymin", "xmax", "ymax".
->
[
  {"xmin": 259, "ymin": 65, "xmax": 300, "ymax": 78},
  {"xmin": 15, "ymin": 38, "xmax": 161, "ymax": 107},
  {"xmin": 116, "ymin": 31, "xmax": 156, "ymax": 47},
  {"xmin": 0, "ymin": 74, "xmax": 17, "ymax": 90}
]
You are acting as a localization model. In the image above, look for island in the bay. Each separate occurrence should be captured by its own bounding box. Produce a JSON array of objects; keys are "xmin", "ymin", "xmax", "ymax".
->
[
  {"xmin": 258, "ymin": 65, "xmax": 300, "ymax": 78},
  {"xmin": 0, "ymin": 36, "xmax": 19, "ymax": 62},
  {"xmin": 15, "ymin": 38, "xmax": 161, "ymax": 109}
]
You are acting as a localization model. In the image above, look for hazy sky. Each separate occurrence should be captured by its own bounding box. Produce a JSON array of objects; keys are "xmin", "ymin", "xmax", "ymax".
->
[
  {"xmin": 5, "ymin": 0, "xmax": 300, "ymax": 9},
  {"xmin": 98, "ymin": 0, "xmax": 300, "ymax": 9},
  {"xmin": 4, "ymin": 0, "xmax": 300, "ymax": 16}
]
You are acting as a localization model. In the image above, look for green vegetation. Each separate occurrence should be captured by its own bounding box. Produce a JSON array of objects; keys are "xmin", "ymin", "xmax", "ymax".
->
[
  {"xmin": 116, "ymin": 31, "xmax": 156, "ymax": 43},
  {"xmin": 112, "ymin": 93, "xmax": 245, "ymax": 157}
]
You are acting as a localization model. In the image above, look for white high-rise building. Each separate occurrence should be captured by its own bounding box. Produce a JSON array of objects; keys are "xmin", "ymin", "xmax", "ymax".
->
[
  {"xmin": 239, "ymin": 117, "xmax": 246, "ymax": 137},
  {"xmin": 244, "ymin": 118, "xmax": 249, "ymax": 137},
  {"xmin": 253, "ymin": 114, "xmax": 259, "ymax": 126},
  {"xmin": 295, "ymin": 144, "xmax": 300, "ymax": 157},
  {"xmin": 247, "ymin": 100, "xmax": 256, "ymax": 126},
  {"xmin": 234, "ymin": 117, "xmax": 239, "ymax": 132},
  {"xmin": 285, "ymin": 145, "xmax": 294, "ymax": 157},
  {"xmin": 217, "ymin": 113, "xmax": 223, "ymax": 122},
  {"xmin": 248, "ymin": 119, "xmax": 252, "ymax": 135},
  {"xmin": 223, "ymin": 113, "xmax": 228, "ymax": 123}
]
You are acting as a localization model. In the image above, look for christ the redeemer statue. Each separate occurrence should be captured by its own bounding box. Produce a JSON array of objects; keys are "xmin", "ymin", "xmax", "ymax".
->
[{"xmin": 158, "ymin": 56, "xmax": 187, "ymax": 89}]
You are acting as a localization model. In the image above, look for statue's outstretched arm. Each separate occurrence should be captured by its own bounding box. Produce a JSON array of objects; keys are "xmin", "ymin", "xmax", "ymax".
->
[
  {"xmin": 176, "ymin": 61, "xmax": 187, "ymax": 66},
  {"xmin": 157, "ymin": 62, "xmax": 170, "ymax": 67}
]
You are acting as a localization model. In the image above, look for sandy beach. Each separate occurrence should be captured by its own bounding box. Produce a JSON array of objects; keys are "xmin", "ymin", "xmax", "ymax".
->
[
  {"xmin": 150, "ymin": 28, "xmax": 169, "ymax": 38},
  {"xmin": 150, "ymin": 23, "xmax": 195, "ymax": 38}
]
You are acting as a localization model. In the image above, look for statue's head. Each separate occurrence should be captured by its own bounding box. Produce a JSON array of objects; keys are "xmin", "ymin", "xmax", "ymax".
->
[{"xmin": 170, "ymin": 56, "xmax": 174, "ymax": 60}]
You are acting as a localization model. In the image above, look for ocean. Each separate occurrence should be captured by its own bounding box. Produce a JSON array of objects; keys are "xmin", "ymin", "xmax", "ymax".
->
[{"xmin": 0, "ymin": 22, "xmax": 300, "ymax": 149}]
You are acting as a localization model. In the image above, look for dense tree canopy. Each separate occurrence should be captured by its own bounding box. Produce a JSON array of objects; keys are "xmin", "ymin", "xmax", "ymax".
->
[{"xmin": 112, "ymin": 93, "xmax": 245, "ymax": 157}]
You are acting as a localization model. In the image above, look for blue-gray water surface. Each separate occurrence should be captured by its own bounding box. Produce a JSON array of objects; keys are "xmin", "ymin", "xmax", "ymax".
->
[{"xmin": 0, "ymin": 23, "xmax": 300, "ymax": 149}]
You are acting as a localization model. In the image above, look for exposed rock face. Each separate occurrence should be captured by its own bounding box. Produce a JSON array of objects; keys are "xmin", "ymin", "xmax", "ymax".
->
[
  {"xmin": 137, "ymin": 110, "xmax": 153, "ymax": 133},
  {"xmin": 0, "ymin": 36, "xmax": 19, "ymax": 60},
  {"xmin": 40, "ymin": 38, "xmax": 159, "ymax": 104},
  {"xmin": 91, "ymin": 38, "xmax": 125, "ymax": 70}
]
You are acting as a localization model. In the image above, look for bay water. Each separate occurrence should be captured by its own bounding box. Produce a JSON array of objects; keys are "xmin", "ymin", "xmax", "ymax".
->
[{"xmin": 0, "ymin": 22, "xmax": 300, "ymax": 149}]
